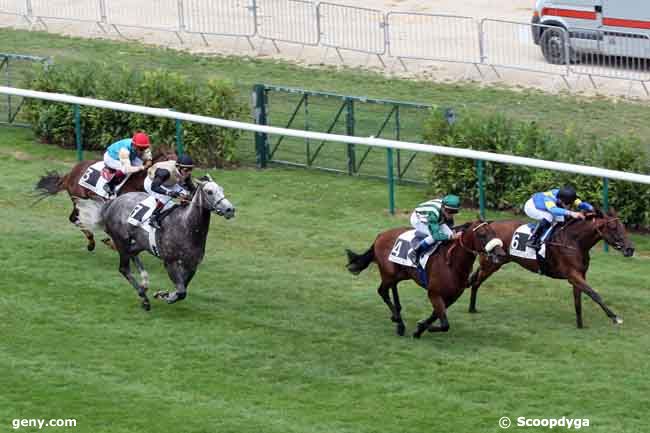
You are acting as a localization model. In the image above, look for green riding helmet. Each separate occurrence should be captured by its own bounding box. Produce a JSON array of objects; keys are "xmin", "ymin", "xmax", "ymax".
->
[{"xmin": 442, "ymin": 194, "xmax": 461, "ymax": 213}]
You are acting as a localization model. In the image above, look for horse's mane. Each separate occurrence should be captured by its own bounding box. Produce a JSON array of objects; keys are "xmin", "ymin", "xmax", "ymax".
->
[{"xmin": 151, "ymin": 145, "xmax": 178, "ymax": 162}]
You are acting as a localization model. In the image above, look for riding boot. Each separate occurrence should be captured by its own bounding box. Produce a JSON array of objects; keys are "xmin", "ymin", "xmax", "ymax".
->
[
  {"xmin": 149, "ymin": 205, "xmax": 164, "ymax": 229},
  {"xmin": 103, "ymin": 171, "xmax": 125, "ymax": 196},
  {"xmin": 526, "ymin": 219, "xmax": 551, "ymax": 250},
  {"xmin": 408, "ymin": 238, "xmax": 434, "ymax": 265}
]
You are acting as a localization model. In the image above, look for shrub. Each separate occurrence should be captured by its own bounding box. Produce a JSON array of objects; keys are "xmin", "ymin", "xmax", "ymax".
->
[
  {"xmin": 22, "ymin": 63, "xmax": 245, "ymax": 167},
  {"xmin": 424, "ymin": 110, "xmax": 650, "ymax": 228}
]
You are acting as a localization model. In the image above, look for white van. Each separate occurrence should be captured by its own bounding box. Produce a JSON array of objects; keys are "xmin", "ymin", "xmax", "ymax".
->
[{"xmin": 532, "ymin": 1, "xmax": 650, "ymax": 64}]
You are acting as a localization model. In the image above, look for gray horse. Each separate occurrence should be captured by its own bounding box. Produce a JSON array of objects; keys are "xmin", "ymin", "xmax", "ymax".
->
[{"xmin": 77, "ymin": 175, "xmax": 235, "ymax": 310}]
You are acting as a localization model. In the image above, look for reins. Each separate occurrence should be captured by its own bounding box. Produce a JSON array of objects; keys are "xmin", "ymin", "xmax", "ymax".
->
[{"xmin": 446, "ymin": 222, "xmax": 488, "ymax": 264}]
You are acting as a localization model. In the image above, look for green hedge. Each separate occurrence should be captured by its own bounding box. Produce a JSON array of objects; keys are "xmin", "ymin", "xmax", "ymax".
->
[
  {"xmin": 424, "ymin": 111, "xmax": 650, "ymax": 229},
  {"xmin": 22, "ymin": 63, "xmax": 245, "ymax": 167}
]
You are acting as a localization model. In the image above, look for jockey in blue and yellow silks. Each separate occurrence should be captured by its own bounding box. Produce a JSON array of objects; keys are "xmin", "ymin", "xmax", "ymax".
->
[
  {"xmin": 102, "ymin": 132, "xmax": 153, "ymax": 196},
  {"xmin": 524, "ymin": 186, "xmax": 594, "ymax": 249}
]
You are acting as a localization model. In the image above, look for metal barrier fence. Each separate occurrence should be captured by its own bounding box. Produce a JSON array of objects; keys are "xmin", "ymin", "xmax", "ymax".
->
[
  {"xmin": 0, "ymin": 0, "xmax": 27, "ymax": 20},
  {"xmin": 257, "ymin": 0, "xmax": 319, "ymax": 49},
  {"xmin": 105, "ymin": 0, "xmax": 180, "ymax": 36},
  {"xmin": 318, "ymin": 2, "xmax": 386, "ymax": 62},
  {"xmin": 568, "ymin": 27, "xmax": 650, "ymax": 95},
  {"xmin": 387, "ymin": 13, "xmax": 480, "ymax": 71},
  {"xmin": 480, "ymin": 19, "xmax": 570, "ymax": 85},
  {"xmin": 0, "ymin": 53, "xmax": 50, "ymax": 126},
  {"xmin": 29, "ymin": 0, "xmax": 102, "ymax": 27},
  {"xmin": 4, "ymin": 1, "xmax": 650, "ymax": 93},
  {"xmin": 183, "ymin": 0, "xmax": 256, "ymax": 46}
]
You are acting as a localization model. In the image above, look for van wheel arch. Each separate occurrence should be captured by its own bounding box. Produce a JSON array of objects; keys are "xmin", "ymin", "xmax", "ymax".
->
[{"xmin": 539, "ymin": 24, "xmax": 576, "ymax": 64}]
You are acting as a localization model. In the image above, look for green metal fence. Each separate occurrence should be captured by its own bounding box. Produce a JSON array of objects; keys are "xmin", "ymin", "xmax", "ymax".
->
[
  {"xmin": 253, "ymin": 84, "xmax": 436, "ymax": 183},
  {"xmin": 0, "ymin": 53, "xmax": 50, "ymax": 126}
]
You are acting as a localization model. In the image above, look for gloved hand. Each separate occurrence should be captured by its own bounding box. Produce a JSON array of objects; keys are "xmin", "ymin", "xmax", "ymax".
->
[{"xmin": 569, "ymin": 211, "xmax": 585, "ymax": 220}]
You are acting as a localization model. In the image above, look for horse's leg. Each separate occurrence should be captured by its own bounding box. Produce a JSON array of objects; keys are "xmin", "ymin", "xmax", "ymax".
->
[
  {"xmin": 426, "ymin": 294, "xmax": 450, "ymax": 333},
  {"xmin": 413, "ymin": 310, "xmax": 437, "ymax": 339},
  {"xmin": 377, "ymin": 282, "xmax": 405, "ymax": 336},
  {"xmin": 573, "ymin": 285, "xmax": 583, "ymax": 329},
  {"xmin": 69, "ymin": 204, "xmax": 96, "ymax": 251},
  {"xmin": 118, "ymin": 253, "xmax": 150, "ymax": 310},
  {"xmin": 567, "ymin": 270, "xmax": 621, "ymax": 326},
  {"xmin": 468, "ymin": 260, "xmax": 500, "ymax": 313},
  {"xmin": 390, "ymin": 284, "xmax": 406, "ymax": 336},
  {"xmin": 132, "ymin": 256, "xmax": 149, "ymax": 290},
  {"xmin": 155, "ymin": 261, "xmax": 192, "ymax": 304}
]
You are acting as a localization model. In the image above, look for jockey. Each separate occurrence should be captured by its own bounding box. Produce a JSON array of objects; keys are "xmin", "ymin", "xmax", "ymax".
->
[
  {"xmin": 103, "ymin": 132, "xmax": 153, "ymax": 196},
  {"xmin": 407, "ymin": 194, "xmax": 463, "ymax": 264},
  {"xmin": 144, "ymin": 154, "xmax": 196, "ymax": 229},
  {"xmin": 525, "ymin": 185, "xmax": 594, "ymax": 250}
]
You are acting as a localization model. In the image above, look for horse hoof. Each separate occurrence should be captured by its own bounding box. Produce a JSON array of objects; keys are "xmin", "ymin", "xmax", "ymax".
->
[
  {"xmin": 154, "ymin": 291, "xmax": 168, "ymax": 300},
  {"xmin": 142, "ymin": 302, "xmax": 151, "ymax": 311},
  {"xmin": 87, "ymin": 244, "xmax": 95, "ymax": 252},
  {"xmin": 412, "ymin": 332, "xmax": 421, "ymax": 339},
  {"xmin": 396, "ymin": 323, "xmax": 406, "ymax": 336},
  {"xmin": 468, "ymin": 308, "xmax": 479, "ymax": 314},
  {"xmin": 613, "ymin": 317, "xmax": 623, "ymax": 325}
]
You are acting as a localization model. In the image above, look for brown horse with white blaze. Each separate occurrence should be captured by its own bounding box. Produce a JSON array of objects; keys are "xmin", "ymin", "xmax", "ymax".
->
[
  {"xmin": 34, "ymin": 148, "xmax": 176, "ymax": 251},
  {"xmin": 346, "ymin": 221, "xmax": 506, "ymax": 338},
  {"xmin": 467, "ymin": 209, "xmax": 634, "ymax": 328}
]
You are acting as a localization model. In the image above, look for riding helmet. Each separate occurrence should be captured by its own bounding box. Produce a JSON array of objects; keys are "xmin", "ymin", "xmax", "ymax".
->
[
  {"xmin": 557, "ymin": 186, "xmax": 577, "ymax": 205},
  {"xmin": 442, "ymin": 194, "xmax": 461, "ymax": 213},
  {"xmin": 176, "ymin": 154, "xmax": 194, "ymax": 169},
  {"xmin": 132, "ymin": 132, "xmax": 150, "ymax": 149}
]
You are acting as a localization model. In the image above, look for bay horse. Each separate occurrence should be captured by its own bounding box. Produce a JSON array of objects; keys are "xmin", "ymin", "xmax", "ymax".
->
[
  {"xmin": 34, "ymin": 148, "xmax": 177, "ymax": 251},
  {"xmin": 467, "ymin": 209, "xmax": 635, "ymax": 328},
  {"xmin": 75, "ymin": 175, "xmax": 235, "ymax": 310},
  {"xmin": 346, "ymin": 221, "xmax": 506, "ymax": 338}
]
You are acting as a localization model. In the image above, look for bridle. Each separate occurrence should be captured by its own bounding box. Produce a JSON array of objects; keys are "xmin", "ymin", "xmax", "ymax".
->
[
  {"xmin": 448, "ymin": 221, "xmax": 496, "ymax": 261},
  {"xmin": 552, "ymin": 214, "xmax": 621, "ymax": 250},
  {"xmin": 594, "ymin": 216, "xmax": 625, "ymax": 250}
]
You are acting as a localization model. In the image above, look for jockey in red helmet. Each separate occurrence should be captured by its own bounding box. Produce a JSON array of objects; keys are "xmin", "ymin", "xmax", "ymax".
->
[{"xmin": 102, "ymin": 132, "xmax": 153, "ymax": 196}]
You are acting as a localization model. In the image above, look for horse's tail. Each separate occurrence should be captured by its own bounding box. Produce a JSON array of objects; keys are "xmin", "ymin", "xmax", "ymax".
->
[
  {"xmin": 34, "ymin": 171, "xmax": 66, "ymax": 199},
  {"xmin": 76, "ymin": 198, "xmax": 106, "ymax": 232},
  {"xmin": 346, "ymin": 244, "xmax": 375, "ymax": 275}
]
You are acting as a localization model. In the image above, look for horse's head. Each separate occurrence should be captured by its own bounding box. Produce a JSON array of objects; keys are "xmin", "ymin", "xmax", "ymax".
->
[
  {"xmin": 197, "ymin": 175, "xmax": 235, "ymax": 220},
  {"xmin": 589, "ymin": 208, "xmax": 634, "ymax": 257},
  {"xmin": 461, "ymin": 220, "xmax": 506, "ymax": 264}
]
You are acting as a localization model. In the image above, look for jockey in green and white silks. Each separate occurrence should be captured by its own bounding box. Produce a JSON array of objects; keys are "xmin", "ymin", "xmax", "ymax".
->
[
  {"xmin": 524, "ymin": 185, "xmax": 594, "ymax": 249},
  {"xmin": 407, "ymin": 194, "xmax": 462, "ymax": 264}
]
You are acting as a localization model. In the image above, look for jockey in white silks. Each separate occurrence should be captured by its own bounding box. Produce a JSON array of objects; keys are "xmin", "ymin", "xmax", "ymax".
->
[{"xmin": 144, "ymin": 154, "xmax": 196, "ymax": 229}]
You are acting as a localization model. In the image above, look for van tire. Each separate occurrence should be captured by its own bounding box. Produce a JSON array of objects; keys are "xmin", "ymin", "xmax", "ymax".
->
[{"xmin": 540, "ymin": 27, "xmax": 570, "ymax": 64}]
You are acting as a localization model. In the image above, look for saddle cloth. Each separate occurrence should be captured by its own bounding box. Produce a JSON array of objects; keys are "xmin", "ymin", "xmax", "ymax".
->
[
  {"xmin": 126, "ymin": 195, "xmax": 160, "ymax": 257},
  {"xmin": 509, "ymin": 223, "xmax": 548, "ymax": 259},
  {"xmin": 388, "ymin": 230, "xmax": 438, "ymax": 268},
  {"xmin": 78, "ymin": 161, "xmax": 129, "ymax": 199}
]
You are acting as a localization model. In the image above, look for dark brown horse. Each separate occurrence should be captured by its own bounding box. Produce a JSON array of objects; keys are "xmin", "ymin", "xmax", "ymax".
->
[
  {"xmin": 34, "ymin": 148, "xmax": 177, "ymax": 251},
  {"xmin": 467, "ymin": 209, "xmax": 635, "ymax": 328},
  {"xmin": 346, "ymin": 221, "xmax": 506, "ymax": 338}
]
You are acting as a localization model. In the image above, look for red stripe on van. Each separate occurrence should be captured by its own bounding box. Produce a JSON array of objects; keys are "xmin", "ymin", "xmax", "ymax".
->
[
  {"xmin": 603, "ymin": 17, "xmax": 650, "ymax": 30},
  {"xmin": 542, "ymin": 8, "xmax": 597, "ymax": 20}
]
